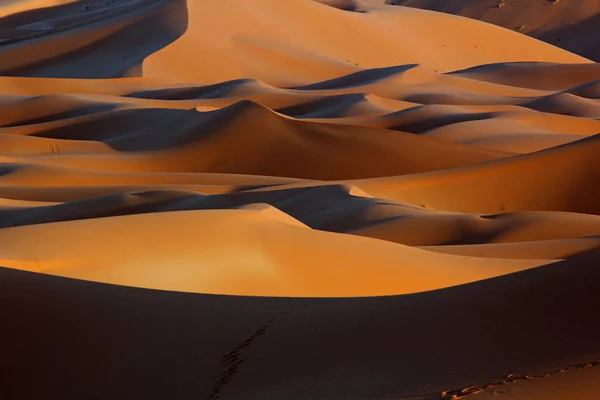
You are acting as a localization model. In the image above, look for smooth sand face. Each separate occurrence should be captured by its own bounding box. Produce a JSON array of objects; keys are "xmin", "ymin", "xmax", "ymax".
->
[
  {"xmin": 1, "ymin": 0, "xmax": 600, "ymax": 398},
  {"xmin": 391, "ymin": 0, "xmax": 600, "ymax": 61}
]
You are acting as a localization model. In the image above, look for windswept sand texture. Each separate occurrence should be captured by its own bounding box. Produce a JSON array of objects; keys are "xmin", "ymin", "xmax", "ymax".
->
[{"xmin": 1, "ymin": 0, "xmax": 600, "ymax": 399}]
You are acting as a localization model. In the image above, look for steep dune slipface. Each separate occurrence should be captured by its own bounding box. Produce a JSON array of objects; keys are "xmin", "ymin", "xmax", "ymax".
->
[
  {"xmin": 1, "ymin": 0, "xmax": 600, "ymax": 399},
  {"xmin": 0, "ymin": 0, "xmax": 189, "ymax": 78}
]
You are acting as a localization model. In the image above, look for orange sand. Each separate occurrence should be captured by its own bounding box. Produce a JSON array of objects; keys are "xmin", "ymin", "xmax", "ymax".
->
[
  {"xmin": 392, "ymin": 0, "xmax": 600, "ymax": 61},
  {"xmin": 1, "ymin": 0, "xmax": 599, "ymax": 399}
]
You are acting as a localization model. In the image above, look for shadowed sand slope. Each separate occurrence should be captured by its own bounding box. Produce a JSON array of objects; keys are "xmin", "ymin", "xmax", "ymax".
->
[
  {"xmin": 0, "ymin": 0, "xmax": 189, "ymax": 78},
  {"xmin": 1, "ymin": 0, "xmax": 600, "ymax": 399},
  {"xmin": 2, "ymin": 248, "xmax": 600, "ymax": 398}
]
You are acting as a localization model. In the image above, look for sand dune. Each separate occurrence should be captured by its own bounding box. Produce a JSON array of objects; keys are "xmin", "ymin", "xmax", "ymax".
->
[
  {"xmin": 0, "ymin": 208, "xmax": 553, "ymax": 297},
  {"xmin": 1, "ymin": 0, "xmax": 599, "ymax": 398},
  {"xmin": 117, "ymin": 0, "xmax": 589, "ymax": 84},
  {"xmin": 392, "ymin": 0, "xmax": 600, "ymax": 61},
  {"xmin": 3, "ymin": 248, "xmax": 600, "ymax": 398},
  {"xmin": 353, "ymin": 133, "xmax": 600, "ymax": 214}
]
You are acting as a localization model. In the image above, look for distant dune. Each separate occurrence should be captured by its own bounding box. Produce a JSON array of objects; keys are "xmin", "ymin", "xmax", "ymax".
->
[
  {"xmin": 389, "ymin": 0, "xmax": 600, "ymax": 61},
  {"xmin": 1, "ymin": 0, "xmax": 599, "ymax": 399}
]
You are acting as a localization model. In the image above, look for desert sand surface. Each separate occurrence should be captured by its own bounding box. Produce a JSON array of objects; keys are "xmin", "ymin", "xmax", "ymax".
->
[
  {"xmin": 390, "ymin": 0, "xmax": 600, "ymax": 61},
  {"xmin": 1, "ymin": 0, "xmax": 599, "ymax": 399}
]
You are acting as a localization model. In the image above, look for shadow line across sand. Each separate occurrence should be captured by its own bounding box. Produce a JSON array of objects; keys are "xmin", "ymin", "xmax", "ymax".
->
[
  {"xmin": 0, "ymin": 0, "xmax": 189, "ymax": 78},
  {"xmin": 3, "ymin": 248, "xmax": 600, "ymax": 399}
]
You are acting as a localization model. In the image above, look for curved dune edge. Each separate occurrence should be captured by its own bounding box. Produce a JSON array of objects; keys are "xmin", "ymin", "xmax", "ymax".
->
[
  {"xmin": 0, "ymin": 209, "xmax": 554, "ymax": 297},
  {"xmin": 3, "ymin": 248, "xmax": 600, "ymax": 398}
]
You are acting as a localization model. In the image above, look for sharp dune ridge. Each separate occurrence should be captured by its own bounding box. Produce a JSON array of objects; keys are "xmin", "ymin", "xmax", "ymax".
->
[{"xmin": 1, "ymin": 0, "xmax": 600, "ymax": 399}]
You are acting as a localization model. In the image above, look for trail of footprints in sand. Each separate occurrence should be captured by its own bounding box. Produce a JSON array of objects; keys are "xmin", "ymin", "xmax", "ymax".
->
[
  {"xmin": 207, "ymin": 307, "xmax": 305, "ymax": 400},
  {"xmin": 440, "ymin": 360, "xmax": 600, "ymax": 399},
  {"xmin": 210, "ymin": 309, "xmax": 600, "ymax": 400}
]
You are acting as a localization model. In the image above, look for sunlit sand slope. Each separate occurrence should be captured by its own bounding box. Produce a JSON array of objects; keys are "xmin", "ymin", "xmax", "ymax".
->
[{"xmin": 390, "ymin": 0, "xmax": 600, "ymax": 61}]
